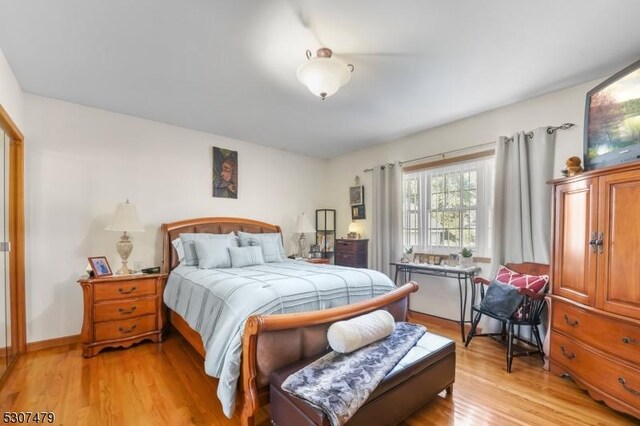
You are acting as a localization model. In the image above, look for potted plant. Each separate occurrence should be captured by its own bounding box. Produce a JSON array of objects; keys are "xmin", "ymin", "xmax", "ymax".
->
[
  {"xmin": 402, "ymin": 246, "xmax": 415, "ymax": 263},
  {"xmin": 459, "ymin": 247, "xmax": 473, "ymax": 267}
]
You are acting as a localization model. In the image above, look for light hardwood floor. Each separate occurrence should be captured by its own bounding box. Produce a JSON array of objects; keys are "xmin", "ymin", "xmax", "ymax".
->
[{"xmin": 0, "ymin": 318, "xmax": 636, "ymax": 426}]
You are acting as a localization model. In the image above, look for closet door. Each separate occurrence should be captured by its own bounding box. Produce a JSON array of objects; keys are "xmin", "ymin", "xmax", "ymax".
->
[{"xmin": 0, "ymin": 128, "xmax": 6, "ymax": 377}]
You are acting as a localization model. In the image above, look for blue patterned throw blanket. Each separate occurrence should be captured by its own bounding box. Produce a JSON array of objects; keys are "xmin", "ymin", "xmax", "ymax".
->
[{"xmin": 281, "ymin": 322, "xmax": 427, "ymax": 426}]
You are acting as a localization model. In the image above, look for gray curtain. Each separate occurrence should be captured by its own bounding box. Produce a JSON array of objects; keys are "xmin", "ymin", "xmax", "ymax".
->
[
  {"xmin": 370, "ymin": 163, "xmax": 403, "ymax": 278},
  {"xmin": 491, "ymin": 127, "xmax": 556, "ymax": 272},
  {"xmin": 488, "ymin": 127, "xmax": 556, "ymax": 349}
]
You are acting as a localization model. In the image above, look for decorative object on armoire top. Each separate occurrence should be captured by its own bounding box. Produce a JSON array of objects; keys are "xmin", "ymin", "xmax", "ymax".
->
[
  {"xmin": 105, "ymin": 200, "xmax": 144, "ymax": 275},
  {"xmin": 297, "ymin": 48, "xmax": 354, "ymax": 100},
  {"xmin": 560, "ymin": 156, "xmax": 584, "ymax": 177},
  {"xmin": 296, "ymin": 212, "xmax": 316, "ymax": 258}
]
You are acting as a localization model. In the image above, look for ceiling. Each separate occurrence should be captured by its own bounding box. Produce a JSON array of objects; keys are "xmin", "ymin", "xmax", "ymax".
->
[{"xmin": 1, "ymin": 0, "xmax": 640, "ymax": 159}]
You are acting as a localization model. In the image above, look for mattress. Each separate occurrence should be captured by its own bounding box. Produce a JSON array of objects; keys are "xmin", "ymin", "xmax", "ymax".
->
[{"xmin": 163, "ymin": 260, "xmax": 396, "ymax": 417}]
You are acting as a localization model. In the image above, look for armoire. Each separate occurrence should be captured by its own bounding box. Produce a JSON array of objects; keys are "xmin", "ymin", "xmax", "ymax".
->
[
  {"xmin": 550, "ymin": 161, "xmax": 640, "ymax": 418},
  {"xmin": 0, "ymin": 105, "xmax": 25, "ymax": 386}
]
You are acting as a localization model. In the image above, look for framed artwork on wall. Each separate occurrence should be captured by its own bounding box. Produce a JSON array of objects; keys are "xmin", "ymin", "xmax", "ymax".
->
[
  {"xmin": 349, "ymin": 185, "xmax": 364, "ymax": 206},
  {"xmin": 212, "ymin": 147, "xmax": 238, "ymax": 199},
  {"xmin": 351, "ymin": 205, "xmax": 366, "ymax": 220}
]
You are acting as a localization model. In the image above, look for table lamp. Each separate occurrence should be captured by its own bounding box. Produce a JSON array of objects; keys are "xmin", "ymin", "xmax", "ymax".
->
[
  {"xmin": 296, "ymin": 212, "xmax": 316, "ymax": 258},
  {"xmin": 105, "ymin": 200, "xmax": 144, "ymax": 274},
  {"xmin": 348, "ymin": 221, "xmax": 360, "ymax": 239}
]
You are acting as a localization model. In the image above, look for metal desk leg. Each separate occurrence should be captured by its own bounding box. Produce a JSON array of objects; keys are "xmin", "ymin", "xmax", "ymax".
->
[
  {"xmin": 394, "ymin": 267, "xmax": 399, "ymax": 285},
  {"xmin": 457, "ymin": 274, "xmax": 465, "ymax": 342}
]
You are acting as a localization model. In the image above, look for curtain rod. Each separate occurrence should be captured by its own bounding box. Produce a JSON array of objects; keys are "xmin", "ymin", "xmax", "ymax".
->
[{"xmin": 363, "ymin": 122, "xmax": 576, "ymax": 172}]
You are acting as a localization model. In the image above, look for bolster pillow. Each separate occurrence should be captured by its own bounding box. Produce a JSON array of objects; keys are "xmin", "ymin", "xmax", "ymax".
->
[{"xmin": 327, "ymin": 310, "xmax": 396, "ymax": 353}]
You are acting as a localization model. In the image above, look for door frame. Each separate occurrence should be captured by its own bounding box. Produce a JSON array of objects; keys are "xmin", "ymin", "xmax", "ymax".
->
[{"xmin": 0, "ymin": 104, "xmax": 26, "ymax": 362}]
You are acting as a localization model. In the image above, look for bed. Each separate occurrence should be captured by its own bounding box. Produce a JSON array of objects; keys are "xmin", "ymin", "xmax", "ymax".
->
[{"xmin": 161, "ymin": 217, "xmax": 418, "ymax": 426}]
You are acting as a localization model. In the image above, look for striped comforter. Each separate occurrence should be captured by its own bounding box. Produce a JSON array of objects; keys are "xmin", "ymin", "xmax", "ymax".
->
[{"xmin": 163, "ymin": 260, "xmax": 396, "ymax": 418}]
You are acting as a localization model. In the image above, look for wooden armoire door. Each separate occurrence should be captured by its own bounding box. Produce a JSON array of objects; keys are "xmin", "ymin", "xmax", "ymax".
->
[
  {"xmin": 552, "ymin": 178, "xmax": 598, "ymax": 305},
  {"xmin": 596, "ymin": 169, "xmax": 640, "ymax": 320}
]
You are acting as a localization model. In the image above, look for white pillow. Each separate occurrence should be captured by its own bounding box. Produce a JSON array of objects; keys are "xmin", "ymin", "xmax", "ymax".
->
[
  {"xmin": 179, "ymin": 232, "xmax": 238, "ymax": 266},
  {"xmin": 194, "ymin": 238, "xmax": 237, "ymax": 269},
  {"xmin": 327, "ymin": 310, "xmax": 395, "ymax": 353},
  {"xmin": 229, "ymin": 246, "xmax": 265, "ymax": 268},
  {"xmin": 237, "ymin": 231, "xmax": 285, "ymax": 263},
  {"xmin": 172, "ymin": 237, "xmax": 186, "ymax": 263}
]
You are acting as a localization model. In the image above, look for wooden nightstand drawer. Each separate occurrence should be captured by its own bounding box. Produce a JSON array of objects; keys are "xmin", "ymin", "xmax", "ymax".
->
[
  {"xmin": 94, "ymin": 314, "xmax": 158, "ymax": 342},
  {"xmin": 94, "ymin": 297, "xmax": 157, "ymax": 322},
  {"xmin": 94, "ymin": 277, "xmax": 157, "ymax": 301}
]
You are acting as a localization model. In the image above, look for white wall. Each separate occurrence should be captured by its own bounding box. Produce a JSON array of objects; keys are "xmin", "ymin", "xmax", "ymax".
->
[
  {"xmin": 24, "ymin": 94, "xmax": 327, "ymax": 342},
  {"xmin": 0, "ymin": 48, "xmax": 24, "ymax": 130},
  {"xmin": 325, "ymin": 79, "xmax": 600, "ymax": 322}
]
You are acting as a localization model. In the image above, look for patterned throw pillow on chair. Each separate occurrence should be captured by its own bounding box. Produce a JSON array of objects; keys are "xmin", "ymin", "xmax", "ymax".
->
[{"xmin": 495, "ymin": 265, "xmax": 549, "ymax": 293}]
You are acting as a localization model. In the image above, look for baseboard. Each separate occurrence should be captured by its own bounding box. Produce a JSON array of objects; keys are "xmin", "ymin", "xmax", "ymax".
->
[
  {"xmin": 408, "ymin": 310, "xmax": 482, "ymax": 333},
  {"xmin": 26, "ymin": 334, "xmax": 81, "ymax": 352}
]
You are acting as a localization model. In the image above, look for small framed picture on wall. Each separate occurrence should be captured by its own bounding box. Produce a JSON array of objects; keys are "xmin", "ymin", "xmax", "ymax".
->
[
  {"xmin": 349, "ymin": 185, "xmax": 364, "ymax": 206},
  {"xmin": 351, "ymin": 205, "xmax": 366, "ymax": 220}
]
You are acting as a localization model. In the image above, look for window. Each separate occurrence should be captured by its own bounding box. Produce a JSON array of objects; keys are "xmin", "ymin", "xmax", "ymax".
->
[{"xmin": 402, "ymin": 156, "xmax": 494, "ymax": 257}]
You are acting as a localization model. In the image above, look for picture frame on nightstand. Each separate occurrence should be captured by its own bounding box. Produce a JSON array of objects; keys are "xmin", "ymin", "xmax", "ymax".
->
[{"xmin": 88, "ymin": 256, "xmax": 113, "ymax": 278}]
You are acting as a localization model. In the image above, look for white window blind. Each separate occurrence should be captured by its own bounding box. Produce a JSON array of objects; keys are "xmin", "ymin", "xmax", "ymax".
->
[{"xmin": 402, "ymin": 156, "xmax": 495, "ymax": 257}]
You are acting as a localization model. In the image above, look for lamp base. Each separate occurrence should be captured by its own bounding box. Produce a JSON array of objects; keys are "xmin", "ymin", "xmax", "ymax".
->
[
  {"xmin": 298, "ymin": 233, "xmax": 309, "ymax": 258},
  {"xmin": 116, "ymin": 232, "xmax": 134, "ymax": 275}
]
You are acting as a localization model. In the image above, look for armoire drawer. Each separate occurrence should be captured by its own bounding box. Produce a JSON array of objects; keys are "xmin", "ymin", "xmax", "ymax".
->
[
  {"xmin": 552, "ymin": 299, "xmax": 640, "ymax": 365},
  {"xmin": 551, "ymin": 333, "xmax": 640, "ymax": 411}
]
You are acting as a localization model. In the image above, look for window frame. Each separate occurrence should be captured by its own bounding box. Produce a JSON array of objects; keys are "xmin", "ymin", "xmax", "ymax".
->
[{"xmin": 402, "ymin": 153, "xmax": 494, "ymax": 257}]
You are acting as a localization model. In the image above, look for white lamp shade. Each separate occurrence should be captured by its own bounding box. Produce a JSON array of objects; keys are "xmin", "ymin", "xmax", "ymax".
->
[
  {"xmin": 297, "ymin": 57, "xmax": 352, "ymax": 99},
  {"xmin": 348, "ymin": 222, "xmax": 358, "ymax": 233},
  {"xmin": 105, "ymin": 201, "xmax": 144, "ymax": 232},
  {"xmin": 297, "ymin": 213, "xmax": 316, "ymax": 233}
]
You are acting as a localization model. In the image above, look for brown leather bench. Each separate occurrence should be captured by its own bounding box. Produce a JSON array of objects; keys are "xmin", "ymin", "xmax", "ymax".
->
[{"xmin": 270, "ymin": 330, "xmax": 456, "ymax": 426}]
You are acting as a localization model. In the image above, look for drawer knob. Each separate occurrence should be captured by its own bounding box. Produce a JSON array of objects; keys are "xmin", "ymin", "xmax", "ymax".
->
[
  {"xmin": 118, "ymin": 324, "xmax": 137, "ymax": 334},
  {"xmin": 563, "ymin": 314, "xmax": 579, "ymax": 327},
  {"xmin": 560, "ymin": 345, "xmax": 576, "ymax": 360},
  {"xmin": 118, "ymin": 306, "xmax": 137, "ymax": 315},
  {"xmin": 118, "ymin": 286, "xmax": 137, "ymax": 295},
  {"xmin": 622, "ymin": 337, "xmax": 639, "ymax": 345},
  {"xmin": 618, "ymin": 377, "xmax": 640, "ymax": 397}
]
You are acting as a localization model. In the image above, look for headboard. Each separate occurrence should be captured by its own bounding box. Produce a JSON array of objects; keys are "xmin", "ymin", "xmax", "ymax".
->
[{"xmin": 161, "ymin": 217, "xmax": 282, "ymax": 273}]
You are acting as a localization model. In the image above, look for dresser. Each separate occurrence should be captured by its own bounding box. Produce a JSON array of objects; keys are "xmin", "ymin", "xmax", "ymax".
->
[
  {"xmin": 549, "ymin": 162, "xmax": 640, "ymax": 418},
  {"xmin": 78, "ymin": 273, "xmax": 167, "ymax": 357},
  {"xmin": 335, "ymin": 239, "xmax": 368, "ymax": 268}
]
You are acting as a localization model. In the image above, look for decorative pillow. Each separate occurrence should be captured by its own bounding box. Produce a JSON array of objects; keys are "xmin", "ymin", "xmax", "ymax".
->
[
  {"xmin": 171, "ymin": 237, "xmax": 186, "ymax": 263},
  {"xmin": 194, "ymin": 238, "xmax": 237, "ymax": 269},
  {"xmin": 327, "ymin": 310, "xmax": 396, "ymax": 354},
  {"xmin": 237, "ymin": 232, "xmax": 285, "ymax": 263},
  {"xmin": 495, "ymin": 265, "xmax": 549, "ymax": 293},
  {"xmin": 179, "ymin": 232, "xmax": 238, "ymax": 266},
  {"xmin": 479, "ymin": 280, "xmax": 525, "ymax": 318},
  {"xmin": 229, "ymin": 246, "xmax": 265, "ymax": 268}
]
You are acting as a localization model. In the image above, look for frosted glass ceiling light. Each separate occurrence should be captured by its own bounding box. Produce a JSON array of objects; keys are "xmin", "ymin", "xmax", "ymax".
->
[{"xmin": 297, "ymin": 48, "xmax": 354, "ymax": 100}]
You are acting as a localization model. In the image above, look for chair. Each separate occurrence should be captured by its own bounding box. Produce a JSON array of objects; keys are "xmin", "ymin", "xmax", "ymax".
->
[{"xmin": 465, "ymin": 262, "xmax": 549, "ymax": 372}]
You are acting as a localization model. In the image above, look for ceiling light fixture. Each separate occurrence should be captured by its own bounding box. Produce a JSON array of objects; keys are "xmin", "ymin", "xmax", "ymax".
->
[{"xmin": 296, "ymin": 48, "xmax": 354, "ymax": 100}]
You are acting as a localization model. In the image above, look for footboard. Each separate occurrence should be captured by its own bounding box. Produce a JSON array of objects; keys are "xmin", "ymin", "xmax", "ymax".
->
[{"xmin": 239, "ymin": 282, "xmax": 419, "ymax": 426}]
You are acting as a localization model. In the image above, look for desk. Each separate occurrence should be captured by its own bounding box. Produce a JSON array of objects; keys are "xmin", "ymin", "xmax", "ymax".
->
[{"xmin": 391, "ymin": 262, "xmax": 481, "ymax": 342}]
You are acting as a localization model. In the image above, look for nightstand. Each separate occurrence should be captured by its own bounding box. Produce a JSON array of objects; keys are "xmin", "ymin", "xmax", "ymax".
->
[
  {"xmin": 78, "ymin": 273, "xmax": 167, "ymax": 357},
  {"xmin": 335, "ymin": 239, "xmax": 369, "ymax": 268},
  {"xmin": 305, "ymin": 258, "xmax": 330, "ymax": 264}
]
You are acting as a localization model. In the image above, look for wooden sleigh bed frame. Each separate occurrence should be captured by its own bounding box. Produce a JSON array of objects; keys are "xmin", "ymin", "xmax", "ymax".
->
[{"xmin": 161, "ymin": 217, "xmax": 418, "ymax": 426}]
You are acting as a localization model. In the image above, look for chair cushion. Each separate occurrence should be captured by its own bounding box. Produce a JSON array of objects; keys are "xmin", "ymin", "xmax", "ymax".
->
[
  {"xmin": 495, "ymin": 265, "xmax": 548, "ymax": 293},
  {"xmin": 479, "ymin": 280, "xmax": 524, "ymax": 318}
]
